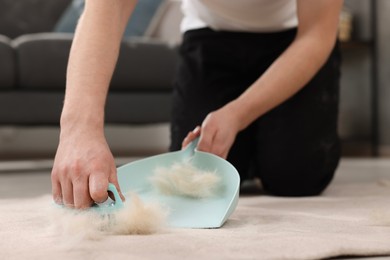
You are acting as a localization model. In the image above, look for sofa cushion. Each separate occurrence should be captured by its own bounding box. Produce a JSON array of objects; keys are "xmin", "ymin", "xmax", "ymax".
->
[
  {"xmin": 13, "ymin": 33, "xmax": 73, "ymax": 89},
  {"xmin": 0, "ymin": 91, "xmax": 172, "ymax": 125},
  {"xmin": 0, "ymin": 92, "xmax": 64, "ymax": 125},
  {"xmin": 0, "ymin": 35, "xmax": 15, "ymax": 89},
  {"xmin": 14, "ymin": 33, "xmax": 178, "ymax": 91},
  {"xmin": 112, "ymin": 38, "xmax": 178, "ymax": 90},
  {"xmin": 0, "ymin": 0, "xmax": 71, "ymax": 38}
]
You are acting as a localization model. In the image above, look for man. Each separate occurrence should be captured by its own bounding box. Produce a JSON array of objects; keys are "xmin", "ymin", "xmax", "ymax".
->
[{"xmin": 51, "ymin": 0, "xmax": 344, "ymax": 209}]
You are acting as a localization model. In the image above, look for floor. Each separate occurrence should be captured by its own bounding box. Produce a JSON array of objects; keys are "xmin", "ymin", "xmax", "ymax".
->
[
  {"xmin": 1, "ymin": 158, "xmax": 390, "ymax": 260},
  {"xmin": 2, "ymin": 157, "xmax": 390, "ymax": 199}
]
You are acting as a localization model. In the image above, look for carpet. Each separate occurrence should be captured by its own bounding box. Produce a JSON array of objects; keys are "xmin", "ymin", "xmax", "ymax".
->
[{"xmin": 1, "ymin": 159, "xmax": 390, "ymax": 260}]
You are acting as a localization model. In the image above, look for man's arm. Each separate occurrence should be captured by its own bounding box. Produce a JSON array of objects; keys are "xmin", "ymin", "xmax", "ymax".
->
[
  {"xmin": 183, "ymin": 0, "xmax": 344, "ymax": 158},
  {"xmin": 51, "ymin": 0, "xmax": 137, "ymax": 209}
]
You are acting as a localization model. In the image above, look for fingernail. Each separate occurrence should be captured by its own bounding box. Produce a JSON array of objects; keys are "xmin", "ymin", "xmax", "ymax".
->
[
  {"xmin": 193, "ymin": 126, "xmax": 200, "ymax": 133},
  {"xmin": 53, "ymin": 195, "xmax": 63, "ymax": 205},
  {"xmin": 120, "ymin": 192, "xmax": 126, "ymax": 201}
]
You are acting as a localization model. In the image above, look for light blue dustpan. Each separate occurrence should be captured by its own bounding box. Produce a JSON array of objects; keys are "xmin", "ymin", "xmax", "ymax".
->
[{"xmin": 113, "ymin": 139, "xmax": 240, "ymax": 229}]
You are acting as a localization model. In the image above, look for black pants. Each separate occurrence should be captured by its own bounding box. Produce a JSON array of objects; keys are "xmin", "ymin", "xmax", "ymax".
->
[{"xmin": 170, "ymin": 28, "xmax": 341, "ymax": 197}]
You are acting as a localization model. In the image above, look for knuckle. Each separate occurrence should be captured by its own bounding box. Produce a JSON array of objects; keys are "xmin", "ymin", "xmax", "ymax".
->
[
  {"xmin": 68, "ymin": 161, "xmax": 86, "ymax": 181},
  {"xmin": 69, "ymin": 161, "xmax": 82, "ymax": 174},
  {"xmin": 51, "ymin": 168, "xmax": 60, "ymax": 180},
  {"xmin": 90, "ymin": 161, "xmax": 104, "ymax": 173}
]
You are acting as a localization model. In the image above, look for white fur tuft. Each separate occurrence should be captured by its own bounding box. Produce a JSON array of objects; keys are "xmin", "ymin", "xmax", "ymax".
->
[
  {"xmin": 48, "ymin": 193, "xmax": 167, "ymax": 240},
  {"xmin": 150, "ymin": 161, "xmax": 221, "ymax": 198}
]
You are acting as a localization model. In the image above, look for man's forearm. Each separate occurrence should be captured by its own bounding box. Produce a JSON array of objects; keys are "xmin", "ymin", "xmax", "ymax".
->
[
  {"xmin": 228, "ymin": 0, "xmax": 342, "ymax": 131},
  {"xmin": 230, "ymin": 34, "xmax": 336, "ymax": 131},
  {"xmin": 61, "ymin": 0, "xmax": 137, "ymax": 132}
]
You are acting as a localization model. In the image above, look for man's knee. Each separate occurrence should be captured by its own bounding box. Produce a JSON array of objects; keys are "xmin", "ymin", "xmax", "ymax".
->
[{"xmin": 260, "ymin": 168, "xmax": 336, "ymax": 197}]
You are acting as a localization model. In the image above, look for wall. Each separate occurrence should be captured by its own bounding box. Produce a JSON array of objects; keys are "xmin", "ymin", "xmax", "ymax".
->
[
  {"xmin": 377, "ymin": 0, "xmax": 390, "ymax": 151},
  {"xmin": 339, "ymin": 0, "xmax": 372, "ymax": 142},
  {"xmin": 341, "ymin": 0, "xmax": 390, "ymax": 154}
]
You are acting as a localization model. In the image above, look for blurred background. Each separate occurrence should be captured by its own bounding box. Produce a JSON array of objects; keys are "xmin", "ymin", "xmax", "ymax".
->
[{"xmin": 0, "ymin": 0, "xmax": 388, "ymax": 168}]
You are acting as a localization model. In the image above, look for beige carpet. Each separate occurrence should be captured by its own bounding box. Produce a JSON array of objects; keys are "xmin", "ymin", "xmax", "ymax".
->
[{"xmin": 1, "ymin": 160, "xmax": 390, "ymax": 260}]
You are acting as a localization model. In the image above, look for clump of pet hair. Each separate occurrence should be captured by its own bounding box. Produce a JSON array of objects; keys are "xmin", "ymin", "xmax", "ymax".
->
[
  {"xmin": 150, "ymin": 161, "xmax": 221, "ymax": 198},
  {"xmin": 48, "ymin": 192, "xmax": 167, "ymax": 241},
  {"xmin": 110, "ymin": 192, "xmax": 168, "ymax": 235}
]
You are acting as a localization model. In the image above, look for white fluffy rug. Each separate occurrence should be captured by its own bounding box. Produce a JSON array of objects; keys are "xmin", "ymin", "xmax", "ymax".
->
[{"xmin": 1, "ymin": 159, "xmax": 390, "ymax": 260}]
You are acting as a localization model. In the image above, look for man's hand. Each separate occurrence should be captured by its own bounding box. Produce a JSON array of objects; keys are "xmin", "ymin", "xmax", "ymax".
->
[
  {"xmin": 51, "ymin": 129, "xmax": 123, "ymax": 209},
  {"xmin": 182, "ymin": 104, "xmax": 242, "ymax": 159}
]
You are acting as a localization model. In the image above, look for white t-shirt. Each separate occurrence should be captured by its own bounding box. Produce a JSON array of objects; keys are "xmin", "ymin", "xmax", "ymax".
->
[{"xmin": 181, "ymin": 0, "xmax": 298, "ymax": 33}]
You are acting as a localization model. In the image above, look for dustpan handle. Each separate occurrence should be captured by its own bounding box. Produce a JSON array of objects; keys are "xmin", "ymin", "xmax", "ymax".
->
[
  {"xmin": 182, "ymin": 137, "xmax": 200, "ymax": 158},
  {"xmin": 107, "ymin": 183, "xmax": 124, "ymax": 209}
]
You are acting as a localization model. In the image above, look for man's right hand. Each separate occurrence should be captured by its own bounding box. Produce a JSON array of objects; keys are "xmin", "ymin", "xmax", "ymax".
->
[
  {"xmin": 51, "ymin": 129, "xmax": 124, "ymax": 209},
  {"xmin": 50, "ymin": 0, "xmax": 137, "ymax": 209}
]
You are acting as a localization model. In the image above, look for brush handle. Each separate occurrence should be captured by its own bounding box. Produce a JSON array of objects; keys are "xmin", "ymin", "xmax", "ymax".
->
[{"xmin": 107, "ymin": 183, "xmax": 124, "ymax": 209}]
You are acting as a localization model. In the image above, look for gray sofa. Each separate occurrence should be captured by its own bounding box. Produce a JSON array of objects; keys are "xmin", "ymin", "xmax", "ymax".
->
[{"xmin": 0, "ymin": 0, "xmax": 178, "ymax": 126}]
